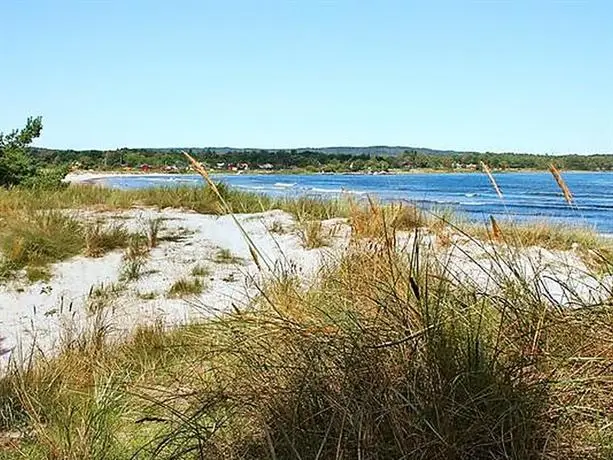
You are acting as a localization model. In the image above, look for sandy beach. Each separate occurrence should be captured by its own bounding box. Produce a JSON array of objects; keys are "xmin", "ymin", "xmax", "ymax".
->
[
  {"xmin": 2, "ymin": 200, "xmax": 611, "ymax": 366},
  {"xmin": 62, "ymin": 171, "xmax": 189, "ymax": 185},
  {"xmin": 0, "ymin": 208, "xmax": 350, "ymax": 363}
]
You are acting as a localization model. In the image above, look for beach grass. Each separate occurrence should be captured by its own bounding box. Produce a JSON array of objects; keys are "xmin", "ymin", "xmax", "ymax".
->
[
  {"xmin": 1, "ymin": 180, "xmax": 610, "ymax": 277},
  {"xmin": 465, "ymin": 218, "xmax": 613, "ymax": 262},
  {"xmin": 190, "ymin": 264, "xmax": 211, "ymax": 277},
  {"xmin": 2, "ymin": 214, "xmax": 613, "ymax": 458},
  {"xmin": 298, "ymin": 219, "xmax": 330, "ymax": 248},
  {"xmin": 167, "ymin": 277, "xmax": 205, "ymax": 297},
  {"xmin": 213, "ymin": 248, "xmax": 243, "ymax": 265},
  {"xmin": 0, "ymin": 211, "xmax": 85, "ymax": 279},
  {"xmin": 84, "ymin": 223, "xmax": 131, "ymax": 257},
  {"xmin": 0, "ymin": 210, "xmax": 150, "ymax": 282}
]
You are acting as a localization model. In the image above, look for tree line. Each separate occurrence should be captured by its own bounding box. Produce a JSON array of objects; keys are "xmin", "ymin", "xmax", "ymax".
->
[{"xmin": 33, "ymin": 146, "xmax": 613, "ymax": 172}]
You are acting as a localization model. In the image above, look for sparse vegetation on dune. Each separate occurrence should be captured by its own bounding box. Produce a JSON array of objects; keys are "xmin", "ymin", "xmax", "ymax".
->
[
  {"xmin": 0, "ymin": 183, "xmax": 340, "ymax": 222},
  {"xmin": 213, "ymin": 247, "xmax": 243, "ymax": 265},
  {"xmin": 0, "ymin": 209, "xmax": 150, "ymax": 281},
  {"xmin": 298, "ymin": 219, "xmax": 335, "ymax": 249},
  {"xmin": 1, "ymin": 209, "xmax": 612, "ymax": 458},
  {"xmin": 2, "ymin": 157, "xmax": 613, "ymax": 458},
  {"xmin": 84, "ymin": 222, "xmax": 131, "ymax": 257},
  {"xmin": 167, "ymin": 277, "xmax": 205, "ymax": 298},
  {"xmin": 463, "ymin": 219, "xmax": 613, "ymax": 268},
  {"xmin": 190, "ymin": 264, "xmax": 211, "ymax": 277},
  {"xmin": 0, "ymin": 183, "xmax": 267, "ymax": 214},
  {"xmin": 0, "ymin": 211, "xmax": 83, "ymax": 277}
]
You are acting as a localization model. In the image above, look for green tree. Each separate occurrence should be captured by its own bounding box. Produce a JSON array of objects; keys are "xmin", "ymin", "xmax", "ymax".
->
[{"xmin": 0, "ymin": 116, "xmax": 42, "ymax": 187}]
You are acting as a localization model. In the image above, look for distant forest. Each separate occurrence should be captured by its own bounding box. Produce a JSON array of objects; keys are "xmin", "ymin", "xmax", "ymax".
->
[{"xmin": 31, "ymin": 147, "xmax": 613, "ymax": 172}]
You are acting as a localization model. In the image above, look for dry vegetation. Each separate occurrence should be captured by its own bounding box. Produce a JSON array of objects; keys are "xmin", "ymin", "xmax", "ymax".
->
[
  {"xmin": 298, "ymin": 219, "xmax": 330, "ymax": 248},
  {"xmin": 1, "ymin": 162, "xmax": 613, "ymax": 458},
  {"xmin": 1, "ymin": 205, "xmax": 612, "ymax": 458},
  {"xmin": 0, "ymin": 211, "xmax": 134, "ymax": 281}
]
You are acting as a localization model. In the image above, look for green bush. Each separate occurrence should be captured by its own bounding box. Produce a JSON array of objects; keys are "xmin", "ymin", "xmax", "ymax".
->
[
  {"xmin": 21, "ymin": 165, "xmax": 70, "ymax": 190},
  {"xmin": 0, "ymin": 117, "xmax": 43, "ymax": 188},
  {"xmin": 0, "ymin": 117, "xmax": 66, "ymax": 190}
]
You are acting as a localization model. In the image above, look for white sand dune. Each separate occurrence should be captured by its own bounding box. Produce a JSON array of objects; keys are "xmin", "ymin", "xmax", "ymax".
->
[
  {"xmin": 0, "ymin": 209, "xmax": 347, "ymax": 364},
  {"xmin": 1, "ymin": 207, "xmax": 611, "ymax": 366}
]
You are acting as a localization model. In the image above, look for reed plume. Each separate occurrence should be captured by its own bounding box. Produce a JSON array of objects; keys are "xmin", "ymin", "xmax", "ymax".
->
[
  {"xmin": 480, "ymin": 161, "xmax": 504, "ymax": 201},
  {"xmin": 549, "ymin": 163, "xmax": 574, "ymax": 206},
  {"xmin": 490, "ymin": 215, "xmax": 503, "ymax": 240}
]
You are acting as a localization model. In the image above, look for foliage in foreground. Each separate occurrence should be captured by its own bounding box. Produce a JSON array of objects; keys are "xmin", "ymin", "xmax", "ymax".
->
[{"xmin": 1, "ymin": 209, "xmax": 613, "ymax": 459}]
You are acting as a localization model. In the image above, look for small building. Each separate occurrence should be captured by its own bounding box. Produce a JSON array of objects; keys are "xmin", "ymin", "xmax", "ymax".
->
[
  {"xmin": 140, "ymin": 164, "xmax": 151, "ymax": 172},
  {"xmin": 258, "ymin": 163, "xmax": 274, "ymax": 170}
]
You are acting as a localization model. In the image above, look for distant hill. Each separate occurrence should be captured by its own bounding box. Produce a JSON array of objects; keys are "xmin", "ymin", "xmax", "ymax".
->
[
  {"xmin": 141, "ymin": 146, "xmax": 478, "ymax": 156},
  {"xmin": 29, "ymin": 145, "xmax": 613, "ymax": 171}
]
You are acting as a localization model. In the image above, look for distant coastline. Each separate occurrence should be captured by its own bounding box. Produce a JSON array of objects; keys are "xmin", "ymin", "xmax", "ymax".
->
[
  {"xmin": 63, "ymin": 167, "xmax": 612, "ymax": 185},
  {"xmin": 61, "ymin": 169, "xmax": 492, "ymax": 185}
]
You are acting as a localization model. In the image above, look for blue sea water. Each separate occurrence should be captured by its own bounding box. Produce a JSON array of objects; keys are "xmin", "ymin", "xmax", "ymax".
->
[{"xmin": 94, "ymin": 172, "xmax": 613, "ymax": 233}]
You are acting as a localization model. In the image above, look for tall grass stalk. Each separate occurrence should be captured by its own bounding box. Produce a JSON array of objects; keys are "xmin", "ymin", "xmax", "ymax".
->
[
  {"xmin": 549, "ymin": 163, "xmax": 574, "ymax": 206},
  {"xmin": 480, "ymin": 161, "xmax": 504, "ymax": 202}
]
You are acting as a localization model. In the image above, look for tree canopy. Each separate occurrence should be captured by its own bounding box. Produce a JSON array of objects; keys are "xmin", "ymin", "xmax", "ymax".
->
[
  {"xmin": 31, "ymin": 145, "xmax": 613, "ymax": 173},
  {"xmin": 1, "ymin": 117, "xmax": 67, "ymax": 188},
  {"xmin": 0, "ymin": 117, "xmax": 42, "ymax": 187}
]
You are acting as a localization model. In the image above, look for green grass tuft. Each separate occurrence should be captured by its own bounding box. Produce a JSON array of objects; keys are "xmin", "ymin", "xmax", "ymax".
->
[
  {"xmin": 0, "ymin": 211, "xmax": 84, "ymax": 274},
  {"xmin": 213, "ymin": 248, "xmax": 243, "ymax": 264},
  {"xmin": 167, "ymin": 277, "xmax": 205, "ymax": 297},
  {"xmin": 190, "ymin": 264, "xmax": 211, "ymax": 277},
  {"xmin": 25, "ymin": 266, "xmax": 52, "ymax": 283},
  {"xmin": 84, "ymin": 223, "xmax": 130, "ymax": 257}
]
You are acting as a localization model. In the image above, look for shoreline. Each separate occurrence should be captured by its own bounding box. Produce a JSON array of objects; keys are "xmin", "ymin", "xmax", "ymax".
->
[{"xmin": 63, "ymin": 168, "xmax": 613, "ymax": 184}]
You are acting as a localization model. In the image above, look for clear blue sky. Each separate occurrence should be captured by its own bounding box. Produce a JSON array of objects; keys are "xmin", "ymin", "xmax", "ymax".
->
[{"xmin": 1, "ymin": 1, "xmax": 612, "ymax": 153}]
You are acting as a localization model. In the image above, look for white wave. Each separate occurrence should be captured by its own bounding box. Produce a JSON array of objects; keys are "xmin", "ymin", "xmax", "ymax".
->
[
  {"xmin": 309, "ymin": 187, "xmax": 365, "ymax": 195},
  {"xmin": 464, "ymin": 193, "xmax": 478, "ymax": 197},
  {"xmin": 141, "ymin": 177, "xmax": 178, "ymax": 182},
  {"xmin": 274, "ymin": 182, "xmax": 296, "ymax": 188},
  {"xmin": 236, "ymin": 185, "xmax": 267, "ymax": 190},
  {"xmin": 309, "ymin": 187, "xmax": 338, "ymax": 193},
  {"xmin": 461, "ymin": 201, "xmax": 485, "ymax": 206}
]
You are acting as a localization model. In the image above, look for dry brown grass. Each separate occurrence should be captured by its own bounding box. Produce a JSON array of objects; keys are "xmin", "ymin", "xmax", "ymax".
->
[
  {"xmin": 349, "ymin": 198, "xmax": 425, "ymax": 239},
  {"xmin": 549, "ymin": 163, "xmax": 574, "ymax": 206},
  {"xmin": 470, "ymin": 163, "xmax": 612, "ymax": 270},
  {"xmin": 298, "ymin": 220, "xmax": 330, "ymax": 249}
]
